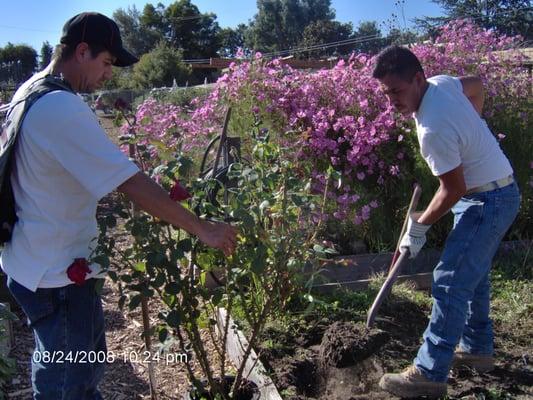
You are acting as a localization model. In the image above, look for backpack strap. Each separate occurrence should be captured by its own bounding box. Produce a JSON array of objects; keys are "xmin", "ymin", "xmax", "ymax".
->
[
  {"xmin": 1, "ymin": 75, "xmax": 74, "ymax": 186},
  {"xmin": 0, "ymin": 75, "xmax": 74, "ymax": 244}
]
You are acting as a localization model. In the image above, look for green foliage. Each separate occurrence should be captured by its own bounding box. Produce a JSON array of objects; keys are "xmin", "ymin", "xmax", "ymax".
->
[
  {"xmin": 113, "ymin": 5, "xmax": 162, "ymax": 57},
  {"xmin": 299, "ymin": 20, "xmax": 354, "ymax": 58},
  {"xmin": 218, "ymin": 25, "xmax": 248, "ymax": 58},
  {"xmin": 419, "ymin": 0, "xmax": 533, "ymax": 39},
  {"xmin": 95, "ymin": 117, "xmax": 330, "ymax": 397},
  {"xmin": 246, "ymin": 0, "xmax": 336, "ymax": 53},
  {"xmin": 487, "ymin": 102, "xmax": 533, "ymax": 239},
  {"xmin": 151, "ymin": 86, "xmax": 211, "ymax": 107},
  {"xmin": 132, "ymin": 42, "xmax": 191, "ymax": 89},
  {"xmin": 39, "ymin": 41, "xmax": 53, "ymax": 71},
  {"xmin": 0, "ymin": 43, "xmax": 38, "ymax": 85}
]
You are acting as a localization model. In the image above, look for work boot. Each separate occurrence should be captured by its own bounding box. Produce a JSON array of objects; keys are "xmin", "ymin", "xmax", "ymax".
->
[
  {"xmin": 379, "ymin": 365, "xmax": 447, "ymax": 398},
  {"xmin": 452, "ymin": 351, "xmax": 494, "ymax": 373}
]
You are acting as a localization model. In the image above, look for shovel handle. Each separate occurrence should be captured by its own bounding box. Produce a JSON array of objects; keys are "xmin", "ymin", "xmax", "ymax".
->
[
  {"xmin": 367, "ymin": 184, "xmax": 422, "ymax": 328},
  {"xmin": 366, "ymin": 250, "xmax": 411, "ymax": 328},
  {"xmin": 388, "ymin": 184, "xmax": 422, "ymax": 272}
]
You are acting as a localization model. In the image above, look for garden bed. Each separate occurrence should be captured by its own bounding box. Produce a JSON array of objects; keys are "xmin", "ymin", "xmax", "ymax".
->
[{"xmin": 224, "ymin": 244, "xmax": 533, "ymax": 400}]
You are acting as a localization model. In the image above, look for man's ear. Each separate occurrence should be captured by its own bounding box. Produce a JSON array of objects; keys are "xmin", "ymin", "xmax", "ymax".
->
[
  {"xmin": 414, "ymin": 71, "xmax": 425, "ymax": 85},
  {"xmin": 74, "ymin": 42, "xmax": 91, "ymax": 63}
]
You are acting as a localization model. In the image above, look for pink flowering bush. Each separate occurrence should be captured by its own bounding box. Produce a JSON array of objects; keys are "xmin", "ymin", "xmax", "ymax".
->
[{"xmin": 125, "ymin": 19, "xmax": 532, "ymax": 250}]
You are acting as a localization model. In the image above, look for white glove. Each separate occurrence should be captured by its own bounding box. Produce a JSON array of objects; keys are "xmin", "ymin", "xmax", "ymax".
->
[{"xmin": 399, "ymin": 214, "xmax": 431, "ymax": 259}]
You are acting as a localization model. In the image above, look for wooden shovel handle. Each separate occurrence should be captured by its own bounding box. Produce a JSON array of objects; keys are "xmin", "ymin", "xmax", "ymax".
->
[
  {"xmin": 388, "ymin": 184, "xmax": 422, "ymax": 272},
  {"xmin": 366, "ymin": 184, "xmax": 422, "ymax": 328}
]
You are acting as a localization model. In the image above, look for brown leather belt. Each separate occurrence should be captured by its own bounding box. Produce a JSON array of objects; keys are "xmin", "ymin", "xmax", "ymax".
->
[{"xmin": 466, "ymin": 175, "xmax": 514, "ymax": 195}]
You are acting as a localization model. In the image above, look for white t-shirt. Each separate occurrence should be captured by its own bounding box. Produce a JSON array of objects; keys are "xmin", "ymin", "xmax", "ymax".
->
[
  {"xmin": 0, "ymin": 77, "xmax": 139, "ymax": 292},
  {"xmin": 414, "ymin": 75, "xmax": 513, "ymax": 189}
]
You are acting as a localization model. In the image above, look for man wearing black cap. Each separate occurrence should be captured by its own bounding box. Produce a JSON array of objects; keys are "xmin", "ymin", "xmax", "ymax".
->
[{"xmin": 1, "ymin": 12, "xmax": 237, "ymax": 399}]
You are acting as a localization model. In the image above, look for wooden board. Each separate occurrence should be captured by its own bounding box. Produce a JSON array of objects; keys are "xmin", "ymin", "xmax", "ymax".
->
[
  {"xmin": 309, "ymin": 240, "xmax": 531, "ymax": 293},
  {"xmin": 216, "ymin": 308, "xmax": 283, "ymax": 400}
]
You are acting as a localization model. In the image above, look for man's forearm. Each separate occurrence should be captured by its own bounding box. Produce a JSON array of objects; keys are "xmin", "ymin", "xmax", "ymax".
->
[
  {"xmin": 418, "ymin": 186, "xmax": 463, "ymax": 225},
  {"xmin": 117, "ymin": 172, "xmax": 204, "ymax": 237},
  {"xmin": 417, "ymin": 165, "xmax": 467, "ymax": 225}
]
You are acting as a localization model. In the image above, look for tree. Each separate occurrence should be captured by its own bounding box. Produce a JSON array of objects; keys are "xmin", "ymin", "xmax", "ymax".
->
[
  {"xmin": 164, "ymin": 0, "xmax": 221, "ymax": 59},
  {"xmin": 246, "ymin": 0, "xmax": 336, "ymax": 54},
  {"xmin": 352, "ymin": 21, "xmax": 384, "ymax": 55},
  {"xmin": 299, "ymin": 20, "xmax": 354, "ymax": 58},
  {"xmin": 39, "ymin": 41, "xmax": 53, "ymax": 70},
  {"xmin": 0, "ymin": 43, "xmax": 38, "ymax": 85},
  {"xmin": 384, "ymin": 28, "xmax": 419, "ymax": 47},
  {"xmin": 418, "ymin": 0, "xmax": 533, "ymax": 40},
  {"xmin": 113, "ymin": 6, "xmax": 162, "ymax": 57},
  {"xmin": 218, "ymin": 24, "xmax": 249, "ymax": 58},
  {"xmin": 137, "ymin": 1, "xmax": 222, "ymax": 59},
  {"xmin": 132, "ymin": 41, "xmax": 191, "ymax": 89}
]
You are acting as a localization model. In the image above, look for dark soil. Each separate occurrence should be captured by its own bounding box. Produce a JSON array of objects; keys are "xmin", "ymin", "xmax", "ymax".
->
[{"xmin": 259, "ymin": 294, "xmax": 533, "ymax": 400}]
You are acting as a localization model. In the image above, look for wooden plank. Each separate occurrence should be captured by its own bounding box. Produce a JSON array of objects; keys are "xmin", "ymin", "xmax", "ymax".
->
[
  {"xmin": 216, "ymin": 308, "xmax": 283, "ymax": 400},
  {"xmin": 309, "ymin": 240, "xmax": 531, "ymax": 294},
  {"xmin": 312, "ymin": 272, "xmax": 433, "ymax": 293},
  {"xmin": 313, "ymin": 248, "xmax": 441, "ymax": 285}
]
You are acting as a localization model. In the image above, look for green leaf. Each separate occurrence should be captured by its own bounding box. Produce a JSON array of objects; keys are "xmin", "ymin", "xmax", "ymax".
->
[
  {"xmin": 177, "ymin": 238, "xmax": 192, "ymax": 252},
  {"xmin": 166, "ymin": 310, "xmax": 182, "ymax": 327},
  {"xmin": 259, "ymin": 200, "xmax": 270, "ymax": 215},
  {"xmin": 107, "ymin": 270, "xmax": 118, "ymax": 281},
  {"xmin": 128, "ymin": 294, "xmax": 142, "ymax": 311},
  {"xmin": 251, "ymin": 244, "xmax": 268, "ymax": 274},
  {"xmin": 92, "ymin": 255, "xmax": 110, "ymax": 270},
  {"xmin": 313, "ymin": 244, "xmax": 324, "ymax": 253},
  {"xmin": 118, "ymin": 295, "xmax": 126, "ymax": 310},
  {"xmin": 211, "ymin": 290, "xmax": 223, "ymax": 306},
  {"xmin": 165, "ymin": 282, "xmax": 181, "ymax": 295},
  {"xmin": 147, "ymin": 252, "xmax": 165, "ymax": 268},
  {"xmin": 105, "ymin": 215, "xmax": 117, "ymax": 228},
  {"xmin": 133, "ymin": 262, "xmax": 146, "ymax": 273},
  {"xmin": 152, "ymin": 273, "xmax": 166, "ymax": 288},
  {"xmin": 158, "ymin": 327, "xmax": 168, "ymax": 343}
]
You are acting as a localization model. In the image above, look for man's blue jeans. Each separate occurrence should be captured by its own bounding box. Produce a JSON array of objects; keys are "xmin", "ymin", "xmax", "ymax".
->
[
  {"xmin": 414, "ymin": 182, "xmax": 520, "ymax": 382},
  {"xmin": 8, "ymin": 277, "xmax": 106, "ymax": 399}
]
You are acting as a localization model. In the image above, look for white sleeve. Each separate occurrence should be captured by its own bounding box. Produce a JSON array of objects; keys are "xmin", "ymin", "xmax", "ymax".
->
[
  {"xmin": 29, "ymin": 92, "xmax": 139, "ymax": 199},
  {"xmin": 419, "ymin": 128, "xmax": 461, "ymax": 177}
]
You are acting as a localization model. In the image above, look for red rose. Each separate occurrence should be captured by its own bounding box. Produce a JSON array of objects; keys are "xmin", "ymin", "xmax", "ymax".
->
[
  {"xmin": 67, "ymin": 258, "xmax": 92, "ymax": 286},
  {"xmin": 169, "ymin": 180, "xmax": 192, "ymax": 202}
]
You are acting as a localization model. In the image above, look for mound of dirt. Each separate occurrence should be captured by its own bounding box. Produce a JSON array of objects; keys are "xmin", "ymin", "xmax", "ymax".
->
[{"xmin": 319, "ymin": 321, "xmax": 389, "ymax": 368}]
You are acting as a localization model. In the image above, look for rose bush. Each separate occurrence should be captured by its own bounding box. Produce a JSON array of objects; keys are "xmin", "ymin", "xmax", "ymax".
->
[{"xmin": 95, "ymin": 119, "xmax": 331, "ymax": 398}]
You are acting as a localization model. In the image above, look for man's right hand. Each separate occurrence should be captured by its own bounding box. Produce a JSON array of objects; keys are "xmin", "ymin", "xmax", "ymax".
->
[
  {"xmin": 197, "ymin": 220, "xmax": 238, "ymax": 257},
  {"xmin": 399, "ymin": 214, "xmax": 431, "ymax": 259}
]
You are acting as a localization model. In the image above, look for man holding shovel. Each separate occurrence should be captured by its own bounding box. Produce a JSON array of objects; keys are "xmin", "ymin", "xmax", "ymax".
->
[{"xmin": 372, "ymin": 45, "xmax": 520, "ymax": 398}]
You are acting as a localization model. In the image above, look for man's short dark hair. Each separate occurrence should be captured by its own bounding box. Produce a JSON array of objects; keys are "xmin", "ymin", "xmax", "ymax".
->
[
  {"xmin": 372, "ymin": 45, "xmax": 424, "ymax": 81},
  {"xmin": 53, "ymin": 43, "xmax": 108, "ymax": 64}
]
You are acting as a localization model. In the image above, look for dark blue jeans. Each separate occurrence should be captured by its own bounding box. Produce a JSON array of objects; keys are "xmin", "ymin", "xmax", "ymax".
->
[
  {"xmin": 414, "ymin": 182, "xmax": 521, "ymax": 382},
  {"xmin": 8, "ymin": 277, "xmax": 106, "ymax": 399}
]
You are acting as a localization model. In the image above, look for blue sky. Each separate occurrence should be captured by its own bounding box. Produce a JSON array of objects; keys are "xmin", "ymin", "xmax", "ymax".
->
[{"xmin": 0, "ymin": 0, "xmax": 443, "ymax": 52}]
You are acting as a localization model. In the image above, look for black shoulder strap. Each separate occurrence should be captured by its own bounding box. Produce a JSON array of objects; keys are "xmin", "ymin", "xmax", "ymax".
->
[
  {"xmin": 1, "ymin": 75, "xmax": 74, "ymax": 188},
  {"xmin": 0, "ymin": 75, "xmax": 74, "ymax": 244}
]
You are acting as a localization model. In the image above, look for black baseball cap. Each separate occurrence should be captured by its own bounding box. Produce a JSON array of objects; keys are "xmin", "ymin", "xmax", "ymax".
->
[{"xmin": 60, "ymin": 12, "xmax": 138, "ymax": 67}]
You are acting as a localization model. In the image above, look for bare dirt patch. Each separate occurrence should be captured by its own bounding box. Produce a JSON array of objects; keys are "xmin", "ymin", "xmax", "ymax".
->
[{"xmin": 258, "ymin": 293, "xmax": 532, "ymax": 400}]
